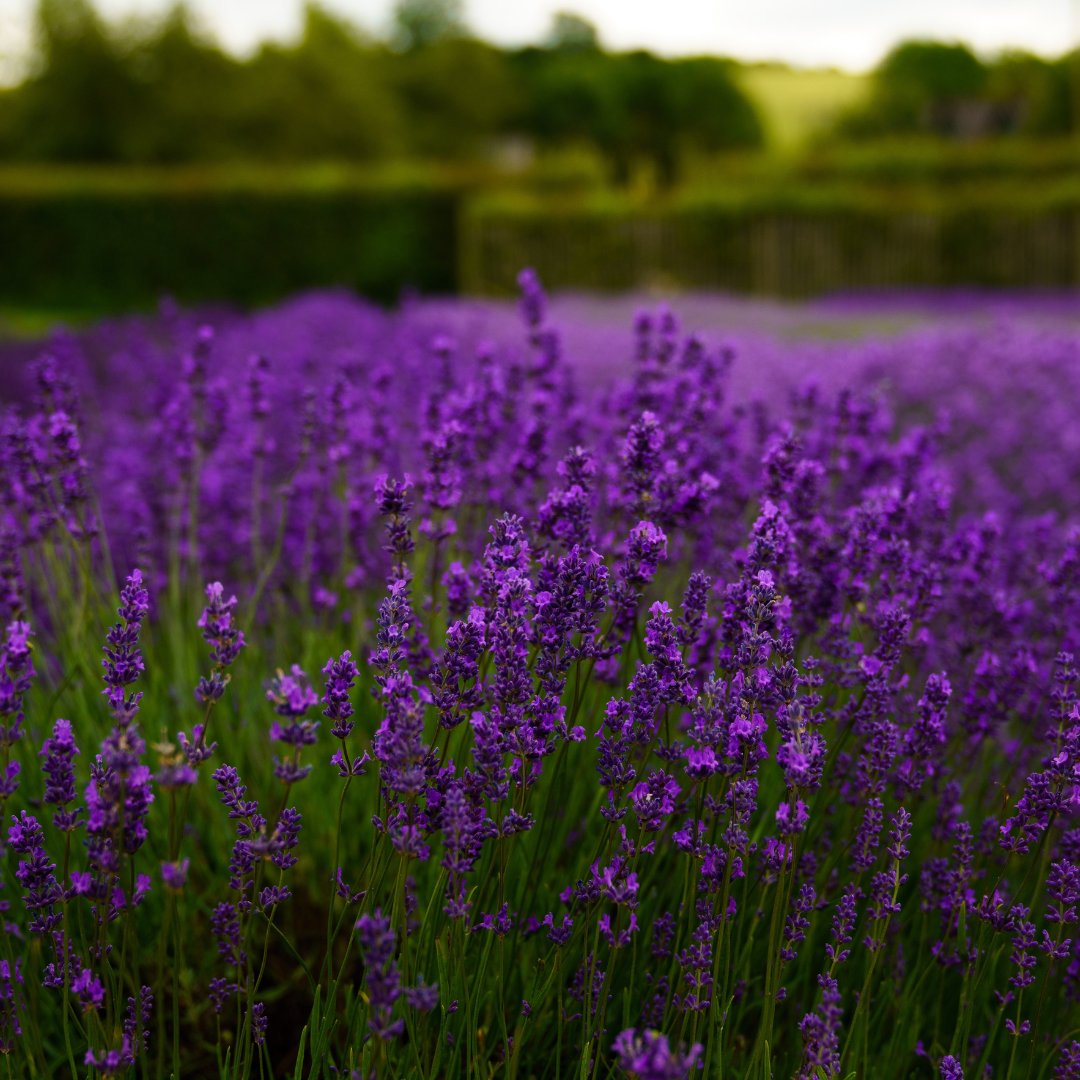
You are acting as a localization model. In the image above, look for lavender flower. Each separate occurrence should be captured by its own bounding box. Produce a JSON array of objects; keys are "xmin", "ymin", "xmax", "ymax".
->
[
  {"xmin": 195, "ymin": 581, "xmax": 245, "ymax": 703},
  {"xmin": 40, "ymin": 718, "xmax": 81, "ymax": 831},
  {"xmin": 355, "ymin": 910, "xmax": 404, "ymax": 1040},
  {"xmin": 0, "ymin": 959, "xmax": 22, "ymax": 1054},
  {"xmin": 0, "ymin": 620, "xmax": 32, "ymax": 803},
  {"xmin": 940, "ymin": 1055, "xmax": 964, "ymax": 1079},
  {"xmin": 101, "ymin": 569, "xmax": 149, "ymax": 713},
  {"xmin": 267, "ymin": 664, "xmax": 319, "ymax": 783},
  {"xmin": 612, "ymin": 1028, "xmax": 702, "ymax": 1080}
]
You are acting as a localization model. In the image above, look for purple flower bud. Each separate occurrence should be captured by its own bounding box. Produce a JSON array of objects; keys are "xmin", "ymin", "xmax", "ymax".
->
[
  {"xmin": 323, "ymin": 650, "xmax": 359, "ymax": 740},
  {"xmin": 612, "ymin": 1027, "xmax": 702, "ymax": 1080},
  {"xmin": 161, "ymin": 859, "xmax": 190, "ymax": 892},
  {"xmin": 40, "ymin": 718, "xmax": 81, "ymax": 830}
]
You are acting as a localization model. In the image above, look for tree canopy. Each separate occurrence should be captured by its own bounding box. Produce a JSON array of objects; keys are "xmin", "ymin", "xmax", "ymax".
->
[{"xmin": 0, "ymin": 1, "xmax": 766, "ymax": 183}]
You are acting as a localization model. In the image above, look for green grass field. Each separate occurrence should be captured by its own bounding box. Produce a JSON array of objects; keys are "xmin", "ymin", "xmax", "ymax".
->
[{"xmin": 734, "ymin": 63, "xmax": 870, "ymax": 151}]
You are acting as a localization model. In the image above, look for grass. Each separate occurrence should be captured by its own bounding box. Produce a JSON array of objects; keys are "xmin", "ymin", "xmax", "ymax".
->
[{"xmin": 733, "ymin": 64, "xmax": 871, "ymax": 152}]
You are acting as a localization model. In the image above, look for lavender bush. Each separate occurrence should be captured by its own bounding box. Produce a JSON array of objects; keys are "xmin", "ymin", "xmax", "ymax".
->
[{"xmin": 0, "ymin": 274, "xmax": 1078, "ymax": 1079}]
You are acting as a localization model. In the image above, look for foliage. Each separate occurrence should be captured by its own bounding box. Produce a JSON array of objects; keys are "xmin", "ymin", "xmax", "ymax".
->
[
  {"xmin": 0, "ymin": 173, "xmax": 462, "ymax": 309},
  {"xmin": 1, "ymin": 169, "xmax": 1078, "ymax": 311},
  {"xmin": 545, "ymin": 11, "xmax": 601, "ymax": 53},
  {"xmin": 391, "ymin": 0, "xmax": 466, "ymax": 52},
  {"xmin": 839, "ymin": 40, "xmax": 1077, "ymax": 139},
  {"xmin": 0, "ymin": 0, "xmax": 763, "ymax": 182}
]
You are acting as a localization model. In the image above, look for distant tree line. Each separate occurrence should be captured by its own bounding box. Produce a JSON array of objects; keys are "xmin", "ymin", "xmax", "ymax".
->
[
  {"xmin": 0, "ymin": 0, "xmax": 763, "ymax": 185},
  {"xmin": 0, "ymin": 1, "xmax": 1074, "ymax": 183},
  {"xmin": 841, "ymin": 40, "xmax": 1077, "ymax": 139}
]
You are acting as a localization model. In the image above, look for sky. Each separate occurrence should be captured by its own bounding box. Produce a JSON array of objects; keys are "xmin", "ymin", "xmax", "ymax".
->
[{"xmin": 1, "ymin": 0, "xmax": 1077, "ymax": 84}]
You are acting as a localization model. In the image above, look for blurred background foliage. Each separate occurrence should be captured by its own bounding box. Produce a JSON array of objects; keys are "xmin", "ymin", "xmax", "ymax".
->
[
  {"xmin": 3, "ymin": 0, "xmax": 1075, "ymax": 175},
  {"xmin": 0, "ymin": 0, "xmax": 766, "ymax": 180},
  {"xmin": 0, "ymin": 0, "xmax": 1077, "ymax": 316}
]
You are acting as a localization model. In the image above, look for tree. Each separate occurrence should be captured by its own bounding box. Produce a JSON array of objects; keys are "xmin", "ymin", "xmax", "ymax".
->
[
  {"xmin": 545, "ymin": 11, "xmax": 600, "ymax": 53},
  {"xmin": 391, "ymin": 0, "xmax": 466, "ymax": 51},
  {"xmin": 392, "ymin": 38, "xmax": 517, "ymax": 156},
  {"xmin": 125, "ymin": 4, "xmax": 241, "ymax": 161},
  {"xmin": 669, "ymin": 58, "xmax": 763, "ymax": 152},
  {"xmin": 988, "ymin": 50, "xmax": 1072, "ymax": 135},
  {"xmin": 840, "ymin": 40, "xmax": 988, "ymax": 137},
  {"xmin": 5, "ymin": 0, "xmax": 141, "ymax": 160}
]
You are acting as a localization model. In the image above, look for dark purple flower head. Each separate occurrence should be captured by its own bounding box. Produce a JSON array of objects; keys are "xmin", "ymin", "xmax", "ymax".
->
[
  {"xmin": 102, "ymin": 569, "xmax": 149, "ymax": 714},
  {"xmin": 887, "ymin": 806, "xmax": 913, "ymax": 863},
  {"xmin": 176, "ymin": 724, "xmax": 216, "ymax": 769},
  {"xmin": 440, "ymin": 783, "xmax": 487, "ymax": 917},
  {"xmin": 474, "ymin": 902, "xmax": 514, "ymax": 937},
  {"xmin": 404, "ymin": 978, "xmax": 439, "ymax": 1012},
  {"xmin": 419, "ymin": 420, "xmax": 463, "ymax": 541},
  {"xmin": 355, "ymin": 909, "xmax": 404, "ymax": 1039},
  {"xmin": 372, "ymin": 669, "xmax": 427, "ymax": 800},
  {"xmin": 442, "ymin": 561, "xmax": 474, "ymax": 619},
  {"xmin": 268, "ymin": 665, "xmax": 319, "ymax": 783},
  {"xmin": 0, "ymin": 958, "xmax": 23, "ymax": 1054},
  {"xmin": 0, "ymin": 620, "xmax": 33, "ymax": 778},
  {"xmin": 123, "ymin": 986, "xmax": 153, "ymax": 1063},
  {"xmin": 679, "ymin": 571, "xmax": 711, "ymax": 646},
  {"xmin": 161, "ymin": 859, "xmax": 190, "ymax": 892},
  {"xmin": 0, "ymin": 529, "xmax": 24, "ymax": 626},
  {"xmin": 268, "ymin": 664, "xmax": 319, "ymax": 720},
  {"xmin": 8, "ymin": 811, "xmax": 63, "ymax": 935},
  {"xmin": 85, "ymin": 1042, "xmax": 133, "ymax": 1076},
  {"xmin": 40, "ymin": 717, "xmax": 81, "ymax": 830},
  {"xmin": 1054, "ymin": 1041, "xmax": 1080, "ymax": 1080},
  {"xmin": 198, "ymin": 582, "xmax": 245, "ymax": 669},
  {"xmin": 940, "ymin": 1055, "xmax": 964, "ymax": 1080},
  {"xmin": 797, "ymin": 973, "xmax": 842, "ymax": 1078},
  {"xmin": 630, "ymin": 771, "xmax": 681, "ymax": 832},
  {"xmin": 71, "ymin": 966, "xmax": 105, "ymax": 1013},
  {"xmin": 1046, "ymin": 859, "xmax": 1079, "ymax": 926},
  {"xmin": 251, "ymin": 1002, "xmax": 268, "ymax": 1045},
  {"xmin": 620, "ymin": 412, "xmax": 665, "ymax": 519},
  {"xmin": 517, "ymin": 267, "xmax": 547, "ymax": 331},
  {"xmin": 826, "ymin": 884, "xmax": 861, "ymax": 966},
  {"xmin": 323, "ymin": 650, "xmax": 359, "ymax": 740},
  {"xmin": 374, "ymin": 475, "xmax": 415, "ymax": 574},
  {"xmin": 612, "ymin": 1027, "xmax": 703, "ymax": 1080},
  {"xmin": 86, "ymin": 702, "xmax": 155, "ymax": 868}
]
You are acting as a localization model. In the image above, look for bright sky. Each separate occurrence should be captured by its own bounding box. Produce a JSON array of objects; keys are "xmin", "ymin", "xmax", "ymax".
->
[{"xmin": 1, "ymin": 0, "xmax": 1077, "ymax": 83}]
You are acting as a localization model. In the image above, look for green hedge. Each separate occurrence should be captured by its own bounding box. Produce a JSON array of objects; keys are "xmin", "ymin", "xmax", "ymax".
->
[
  {"xmin": 460, "ymin": 184, "xmax": 1080, "ymax": 295},
  {"xmin": 793, "ymin": 138, "xmax": 1080, "ymax": 185},
  {"xmin": 0, "ymin": 177, "xmax": 460, "ymax": 310},
  {"xmin": 2, "ymin": 171, "xmax": 1078, "ymax": 312}
]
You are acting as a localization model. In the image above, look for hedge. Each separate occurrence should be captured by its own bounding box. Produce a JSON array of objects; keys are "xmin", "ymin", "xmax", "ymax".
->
[
  {"xmin": 0, "ymin": 175, "xmax": 461, "ymax": 310},
  {"xmin": 2, "ymin": 170, "xmax": 1078, "ymax": 311},
  {"xmin": 459, "ymin": 184, "xmax": 1080, "ymax": 295}
]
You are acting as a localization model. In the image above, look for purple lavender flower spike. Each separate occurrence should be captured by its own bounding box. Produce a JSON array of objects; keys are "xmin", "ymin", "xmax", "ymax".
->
[
  {"xmin": 195, "ymin": 581, "xmax": 245, "ymax": 703},
  {"xmin": 611, "ymin": 1028, "xmax": 703, "ymax": 1080},
  {"xmin": 0, "ymin": 959, "xmax": 23, "ymax": 1054},
  {"xmin": 268, "ymin": 664, "xmax": 319, "ymax": 783},
  {"xmin": 0, "ymin": 620, "xmax": 33, "ymax": 804},
  {"xmin": 161, "ymin": 859, "xmax": 190, "ymax": 892},
  {"xmin": 355, "ymin": 910, "xmax": 405, "ymax": 1039},
  {"xmin": 323, "ymin": 650, "xmax": 359, "ymax": 738},
  {"xmin": 1054, "ymin": 1042, "xmax": 1080, "ymax": 1080},
  {"xmin": 102, "ymin": 569, "xmax": 149, "ymax": 714},
  {"xmin": 40, "ymin": 717, "xmax": 81, "ymax": 831},
  {"xmin": 940, "ymin": 1055, "xmax": 964, "ymax": 1079}
]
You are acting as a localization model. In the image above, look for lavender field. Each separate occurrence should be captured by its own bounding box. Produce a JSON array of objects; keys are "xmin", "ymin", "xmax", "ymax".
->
[{"xmin": 1, "ymin": 276, "xmax": 1079, "ymax": 1079}]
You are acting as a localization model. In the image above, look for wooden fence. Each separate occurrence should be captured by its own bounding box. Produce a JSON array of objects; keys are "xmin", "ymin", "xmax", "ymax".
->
[{"xmin": 459, "ymin": 200, "xmax": 1080, "ymax": 296}]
